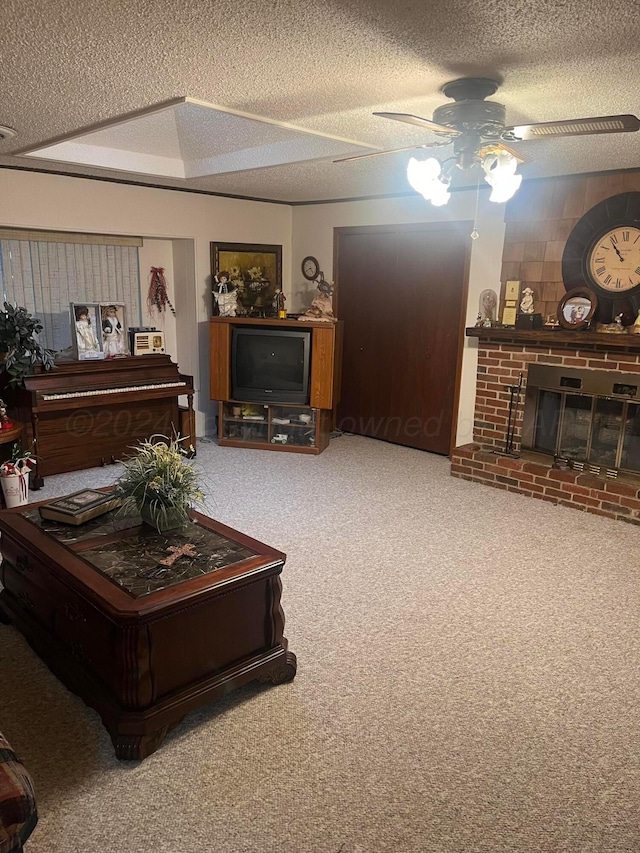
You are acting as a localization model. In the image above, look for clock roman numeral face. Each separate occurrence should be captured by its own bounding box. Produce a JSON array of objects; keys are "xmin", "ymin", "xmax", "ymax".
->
[{"xmin": 588, "ymin": 226, "xmax": 640, "ymax": 293}]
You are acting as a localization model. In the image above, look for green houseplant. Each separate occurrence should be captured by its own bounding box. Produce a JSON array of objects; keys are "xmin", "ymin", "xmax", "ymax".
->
[
  {"xmin": 0, "ymin": 302, "xmax": 55, "ymax": 385},
  {"xmin": 115, "ymin": 434, "xmax": 204, "ymax": 533}
]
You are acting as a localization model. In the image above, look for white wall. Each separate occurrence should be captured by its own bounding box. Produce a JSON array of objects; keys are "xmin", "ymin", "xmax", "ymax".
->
[
  {"xmin": 291, "ymin": 191, "xmax": 506, "ymax": 447},
  {"xmin": 0, "ymin": 167, "xmax": 507, "ymax": 447},
  {"xmin": 0, "ymin": 169, "xmax": 293, "ymax": 435},
  {"xmin": 138, "ymin": 238, "xmax": 177, "ymax": 358}
]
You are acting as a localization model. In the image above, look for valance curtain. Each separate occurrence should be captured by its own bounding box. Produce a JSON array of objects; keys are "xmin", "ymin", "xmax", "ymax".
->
[{"xmin": 0, "ymin": 234, "xmax": 142, "ymax": 352}]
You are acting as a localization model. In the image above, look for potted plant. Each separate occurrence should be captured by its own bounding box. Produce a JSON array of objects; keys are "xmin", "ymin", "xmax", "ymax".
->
[
  {"xmin": 0, "ymin": 302, "xmax": 55, "ymax": 385},
  {"xmin": 115, "ymin": 434, "xmax": 204, "ymax": 533}
]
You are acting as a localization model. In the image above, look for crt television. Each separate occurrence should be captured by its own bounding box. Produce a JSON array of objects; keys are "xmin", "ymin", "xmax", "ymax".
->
[{"xmin": 231, "ymin": 326, "xmax": 312, "ymax": 405}]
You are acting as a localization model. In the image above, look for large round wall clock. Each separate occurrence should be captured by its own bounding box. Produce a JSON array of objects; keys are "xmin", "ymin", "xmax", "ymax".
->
[{"xmin": 562, "ymin": 191, "xmax": 640, "ymax": 323}]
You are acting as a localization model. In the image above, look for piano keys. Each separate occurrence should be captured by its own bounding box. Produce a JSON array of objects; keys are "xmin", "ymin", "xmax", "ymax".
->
[{"xmin": 6, "ymin": 354, "xmax": 195, "ymax": 478}]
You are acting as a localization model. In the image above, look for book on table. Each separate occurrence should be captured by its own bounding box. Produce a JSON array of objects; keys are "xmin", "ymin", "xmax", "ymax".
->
[{"xmin": 39, "ymin": 489, "xmax": 121, "ymax": 525}]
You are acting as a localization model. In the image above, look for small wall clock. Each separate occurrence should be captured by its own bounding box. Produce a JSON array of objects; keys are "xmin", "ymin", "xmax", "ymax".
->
[
  {"xmin": 562, "ymin": 191, "xmax": 640, "ymax": 323},
  {"xmin": 301, "ymin": 256, "xmax": 320, "ymax": 281}
]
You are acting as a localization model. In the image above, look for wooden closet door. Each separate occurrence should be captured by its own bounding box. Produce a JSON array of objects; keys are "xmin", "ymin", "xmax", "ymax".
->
[{"xmin": 335, "ymin": 222, "xmax": 470, "ymax": 454}]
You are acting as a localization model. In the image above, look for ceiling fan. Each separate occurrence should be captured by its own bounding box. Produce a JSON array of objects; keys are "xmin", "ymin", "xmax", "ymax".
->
[{"xmin": 334, "ymin": 77, "xmax": 640, "ymax": 170}]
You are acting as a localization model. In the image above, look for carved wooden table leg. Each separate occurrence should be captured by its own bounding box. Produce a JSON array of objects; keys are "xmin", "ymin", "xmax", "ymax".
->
[
  {"xmin": 109, "ymin": 722, "xmax": 179, "ymax": 761},
  {"xmin": 259, "ymin": 650, "xmax": 297, "ymax": 685}
]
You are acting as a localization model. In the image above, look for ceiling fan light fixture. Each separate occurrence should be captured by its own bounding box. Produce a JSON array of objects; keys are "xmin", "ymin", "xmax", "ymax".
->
[
  {"xmin": 407, "ymin": 156, "xmax": 451, "ymax": 206},
  {"xmin": 482, "ymin": 150, "xmax": 522, "ymax": 203}
]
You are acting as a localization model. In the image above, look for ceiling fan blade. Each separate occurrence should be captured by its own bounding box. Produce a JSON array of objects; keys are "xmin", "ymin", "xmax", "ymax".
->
[
  {"xmin": 333, "ymin": 142, "xmax": 447, "ymax": 164},
  {"xmin": 373, "ymin": 112, "xmax": 461, "ymax": 137},
  {"xmin": 477, "ymin": 141, "xmax": 530, "ymax": 164},
  {"xmin": 502, "ymin": 114, "xmax": 640, "ymax": 141}
]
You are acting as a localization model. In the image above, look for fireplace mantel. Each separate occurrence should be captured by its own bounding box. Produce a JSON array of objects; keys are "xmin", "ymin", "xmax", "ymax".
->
[{"xmin": 466, "ymin": 326, "xmax": 640, "ymax": 352}]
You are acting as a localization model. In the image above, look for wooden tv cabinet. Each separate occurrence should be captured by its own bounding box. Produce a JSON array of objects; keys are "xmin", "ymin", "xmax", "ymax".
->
[{"xmin": 209, "ymin": 317, "xmax": 342, "ymax": 454}]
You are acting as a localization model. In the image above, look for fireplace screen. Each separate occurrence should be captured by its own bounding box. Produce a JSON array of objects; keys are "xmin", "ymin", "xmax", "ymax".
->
[{"xmin": 523, "ymin": 365, "xmax": 640, "ymax": 476}]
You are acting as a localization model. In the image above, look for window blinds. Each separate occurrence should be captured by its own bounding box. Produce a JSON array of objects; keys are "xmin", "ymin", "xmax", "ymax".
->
[{"xmin": 0, "ymin": 237, "xmax": 141, "ymax": 352}]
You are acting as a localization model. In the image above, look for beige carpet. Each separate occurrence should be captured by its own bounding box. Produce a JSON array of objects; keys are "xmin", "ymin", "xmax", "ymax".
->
[{"xmin": 1, "ymin": 434, "xmax": 640, "ymax": 853}]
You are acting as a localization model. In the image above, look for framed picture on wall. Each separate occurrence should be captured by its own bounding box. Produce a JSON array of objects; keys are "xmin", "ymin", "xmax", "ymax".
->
[
  {"xmin": 99, "ymin": 302, "xmax": 129, "ymax": 357},
  {"xmin": 70, "ymin": 302, "xmax": 105, "ymax": 360},
  {"xmin": 210, "ymin": 242, "xmax": 282, "ymax": 317}
]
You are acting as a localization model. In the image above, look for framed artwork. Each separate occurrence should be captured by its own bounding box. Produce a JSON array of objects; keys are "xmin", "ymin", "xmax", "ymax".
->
[
  {"xmin": 99, "ymin": 302, "xmax": 129, "ymax": 357},
  {"xmin": 557, "ymin": 288, "xmax": 598, "ymax": 331},
  {"xmin": 504, "ymin": 280, "xmax": 521, "ymax": 301},
  {"xmin": 210, "ymin": 242, "xmax": 282, "ymax": 317},
  {"xmin": 70, "ymin": 302, "xmax": 105, "ymax": 360}
]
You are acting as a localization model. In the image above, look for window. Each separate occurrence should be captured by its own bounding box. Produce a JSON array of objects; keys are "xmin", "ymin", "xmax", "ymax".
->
[{"xmin": 0, "ymin": 231, "xmax": 142, "ymax": 352}]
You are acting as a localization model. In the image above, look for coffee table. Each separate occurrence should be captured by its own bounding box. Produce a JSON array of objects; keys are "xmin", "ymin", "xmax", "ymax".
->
[{"xmin": 0, "ymin": 501, "xmax": 296, "ymax": 759}]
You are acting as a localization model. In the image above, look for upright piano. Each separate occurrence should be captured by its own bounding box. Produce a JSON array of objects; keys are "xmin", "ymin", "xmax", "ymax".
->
[{"xmin": 7, "ymin": 355, "xmax": 195, "ymax": 478}]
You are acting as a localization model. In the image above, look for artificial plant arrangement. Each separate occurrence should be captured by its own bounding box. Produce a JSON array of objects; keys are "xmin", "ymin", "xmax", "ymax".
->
[
  {"xmin": 0, "ymin": 302, "xmax": 55, "ymax": 385},
  {"xmin": 115, "ymin": 434, "xmax": 203, "ymax": 533}
]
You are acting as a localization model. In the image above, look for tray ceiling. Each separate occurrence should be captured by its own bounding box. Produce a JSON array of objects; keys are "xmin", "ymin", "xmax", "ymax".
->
[{"xmin": 0, "ymin": 0, "xmax": 638, "ymax": 204}]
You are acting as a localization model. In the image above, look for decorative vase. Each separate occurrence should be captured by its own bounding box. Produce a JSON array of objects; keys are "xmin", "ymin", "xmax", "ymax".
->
[
  {"xmin": 1, "ymin": 472, "xmax": 29, "ymax": 508},
  {"xmin": 139, "ymin": 501, "xmax": 187, "ymax": 534}
]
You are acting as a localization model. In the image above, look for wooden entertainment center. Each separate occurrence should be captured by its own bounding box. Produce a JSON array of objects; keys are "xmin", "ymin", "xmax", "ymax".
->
[{"xmin": 209, "ymin": 317, "xmax": 343, "ymax": 454}]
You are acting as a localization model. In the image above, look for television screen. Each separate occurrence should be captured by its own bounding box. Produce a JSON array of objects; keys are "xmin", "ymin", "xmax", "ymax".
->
[{"xmin": 231, "ymin": 327, "xmax": 311, "ymax": 405}]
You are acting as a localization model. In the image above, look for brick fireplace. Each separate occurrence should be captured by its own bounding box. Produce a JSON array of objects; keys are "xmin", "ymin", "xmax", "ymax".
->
[{"xmin": 450, "ymin": 327, "xmax": 640, "ymax": 525}]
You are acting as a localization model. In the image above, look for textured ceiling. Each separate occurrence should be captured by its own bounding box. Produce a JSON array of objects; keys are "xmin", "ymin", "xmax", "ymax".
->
[{"xmin": 0, "ymin": 0, "xmax": 638, "ymax": 203}]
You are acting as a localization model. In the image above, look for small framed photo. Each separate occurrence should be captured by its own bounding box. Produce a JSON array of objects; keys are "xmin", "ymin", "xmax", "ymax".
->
[
  {"xmin": 70, "ymin": 302, "xmax": 105, "ymax": 360},
  {"xmin": 99, "ymin": 302, "xmax": 129, "ymax": 357},
  {"xmin": 557, "ymin": 288, "xmax": 598, "ymax": 331},
  {"xmin": 505, "ymin": 280, "xmax": 521, "ymax": 301}
]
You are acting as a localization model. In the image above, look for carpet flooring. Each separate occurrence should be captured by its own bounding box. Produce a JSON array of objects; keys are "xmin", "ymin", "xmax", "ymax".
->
[{"xmin": 1, "ymin": 434, "xmax": 640, "ymax": 852}]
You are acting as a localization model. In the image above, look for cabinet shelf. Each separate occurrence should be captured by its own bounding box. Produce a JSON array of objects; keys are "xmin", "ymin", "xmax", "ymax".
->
[{"xmin": 218, "ymin": 401, "xmax": 329, "ymax": 454}]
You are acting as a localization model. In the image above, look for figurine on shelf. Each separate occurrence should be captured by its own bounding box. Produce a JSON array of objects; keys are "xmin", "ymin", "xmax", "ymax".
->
[
  {"xmin": 479, "ymin": 289, "xmax": 498, "ymax": 324},
  {"xmin": 273, "ymin": 289, "xmax": 287, "ymax": 318},
  {"xmin": 633, "ymin": 309, "xmax": 640, "ymax": 335},
  {"xmin": 597, "ymin": 313, "xmax": 629, "ymax": 334},
  {"xmin": 298, "ymin": 280, "xmax": 336, "ymax": 323},
  {"xmin": 213, "ymin": 271, "xmax": 238, "ymax": 318},
  {"xmin": 74, "ymin": 305, "xmax": 101, "ymax": 356},
  {"xmin": 0, "ymin": 398, "xmax": 13, "ymax": 430},
  {"xmin": 474, "ymin": 312, "xmax": 484, "ymax": 327},
  {"xmin": 101, "ymin": 305, "xmax": 127, "ymax": 357},
  {"xmin": 519, "ymin": 287, "xmax": 535, "ymax": 314}
]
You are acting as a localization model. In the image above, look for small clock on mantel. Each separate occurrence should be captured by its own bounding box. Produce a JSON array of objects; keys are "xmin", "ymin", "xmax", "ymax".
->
[{"xmin": 562, "ymin": 191, "xmax": 640, "ymax": 324}]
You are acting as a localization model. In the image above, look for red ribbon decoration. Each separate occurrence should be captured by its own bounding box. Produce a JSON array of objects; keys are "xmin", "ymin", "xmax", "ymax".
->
[{"xmin": 148, "ymin": 267, "xmax": 176, "ymax": 316}]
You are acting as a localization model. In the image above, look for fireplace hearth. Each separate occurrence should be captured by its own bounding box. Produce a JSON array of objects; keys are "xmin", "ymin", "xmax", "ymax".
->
[{"xmin": 451, "ymin": 327, "xmax": 640, "ymax": 525}]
